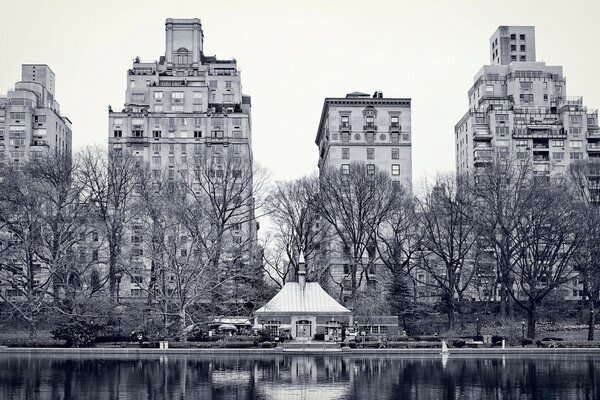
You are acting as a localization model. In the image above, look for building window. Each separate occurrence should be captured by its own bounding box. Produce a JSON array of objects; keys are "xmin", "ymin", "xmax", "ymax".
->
[
  {"xmin": 552, "ymin": 140, "xmax": 564, "ymax": 147},
  {"xmin": 153, "ymin": 130, "xmax": 161, "ymax": 138},
  {"xmin": 367, "ymin": 164, "xmax": 375, "ymax": 175},
  {"xmin": 366, "ymin": 132, "xmax": 375, "ymax": 144},
  {"xmin": 569, "ymin": 140, "xmax": 583, "ymax": 148},
  {"xmin": 511, "ymin": 55, "xmax": 517, "ymax": 61},
  {"xmin": 154, "ymin": 91, "xmax": 163, "ymax": 100},
  {"xmin": 341, "ymin": 164, "xmax": 350, "ymax": 175},
  {"xmin": 341, "ymin": 115, "xmax": 350, "ymax": 128},
  {"xmin": 92, "ymin": 250, "xmax": 98, "ymax": 261},
  {"xmin": 391, "ymin": 164, "xmax": 400, "ymax": 175},
  {"xmin": 113, "ymin": 130, "xmax": 122, "ymax": 138},
  {"xmin": 552, "ymin": 152, "xmax": 564, "ymax": 161},
  {"xmin": 392, "ymin": 148, "xmax": 399, "ymax": 159},
  {"xmin": 519, "ymin": 34, "xmax": 525, "ymax": 40},
  {"xmin": 390, "ymin": 116, "xmax": 399, "ymax": 128},
  {"xmin": 520, "ymin": 82, "xmax": 532, "ymax": 91},
  {"xmin": 485, "ymin": 85, "xmax": 494, "ymax": 93},
  {"xmin": 367, "ymin": 148, "xmax": 374, "ymax": 159},
  {"xmin": 225, "ymin": 81, "xmax": 232, "ymax": 89},
  {"xmin": 341, "ymin": 132, "xmax": 350, "ymax": 143},
  {"xmin": 209, "ymin": 80, "xmax": 218, "ymax": 89},
  {"xmin": 510, "ymin": 34, "xmax": 516, "ymax": 40},
  {"xmin": 520, "ymin": 45, "xmax": 526, "ymax": 51},
  {"xmin": 131, "ymin": 275, "xmax": 143, "ymax": 284},
  {"xmin": 342, "ymin": 148, "xmax": 349, "ymax": 159},
  {"xmin": 130, "ymin": 289, "xmax": 143, "ymax": 297},
  {"xmin": 520, "ymin": 55, "xmax": 526, "ymax": 61},
  {"xmin": 510, "ymin": 44, "xmax": 516, "ymax": 51},
  {"xmin": 570, "ymin": 152, "xmax": 583, "ymax": 160},
  {"xmin": 391, "ymin": 132, "xmax": 399, "ymax": 144},
  {"xmin": 194, "ymin": 130, "xmax": 202, "ymax": 138}
]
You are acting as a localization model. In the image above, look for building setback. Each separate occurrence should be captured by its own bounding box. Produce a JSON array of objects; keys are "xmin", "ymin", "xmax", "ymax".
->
[
  {"xmin": 455, "ymin": 26, "xmax": 598, "ymax": 181},
  {"xmin": 0, "ymin": 64, "xmax": 72, "ymax": 164}
]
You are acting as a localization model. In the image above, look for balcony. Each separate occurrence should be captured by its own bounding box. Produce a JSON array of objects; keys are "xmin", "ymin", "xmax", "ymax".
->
[
  {"xmin": 339, "ymin": 123, "xmax": 352, "ymax": 131},
  {"xmin": 473, "ymin": 129, "xmax": 492, "ymax": 140},
  {"xmin": 389, "ymin": 122, "xmax": 401, "ymax": 132},
  {"xmin": 588, "ymin": 143, "xmax": 600, "ymax": 151},
  {"xmin": 363, "ymin": 124, "xmax": 377, "ymax": 132},
  {"xmin": 533, "ymin": 155, "xmax": 550, "ymax": 162},
  {"xmin": 473, "ymin": 149, "xmax": 493, "ymax": 164}
]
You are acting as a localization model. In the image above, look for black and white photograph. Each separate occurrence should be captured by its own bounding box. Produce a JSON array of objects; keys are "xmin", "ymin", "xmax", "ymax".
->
[{"xmin": 1, "ymin": 0, "xmax": 599, "ymax": 399}]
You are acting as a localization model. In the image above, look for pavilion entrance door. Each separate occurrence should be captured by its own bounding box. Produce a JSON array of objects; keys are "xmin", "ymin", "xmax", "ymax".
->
[{"xmin": 296, "ymin": 320, "xmax": 312, "ymax": 340}]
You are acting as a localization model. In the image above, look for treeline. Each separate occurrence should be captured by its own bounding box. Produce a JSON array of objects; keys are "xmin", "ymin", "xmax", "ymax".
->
[
  {"xmin": 1, "ymin": 150, "xmax": 600, "ymax": 341},
  {"xmin": 0, "ymin": 148, "xmax": 272, "ymax": 340},
  {"xmin": 263, "ymin": 159, "xmax": 600, "ymax": 339}
]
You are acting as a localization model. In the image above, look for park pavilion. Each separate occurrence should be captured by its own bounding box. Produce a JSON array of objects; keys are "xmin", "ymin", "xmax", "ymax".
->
[{"xmin": 254, "ymin": 252, "xmax": 352, "ymax": 340}]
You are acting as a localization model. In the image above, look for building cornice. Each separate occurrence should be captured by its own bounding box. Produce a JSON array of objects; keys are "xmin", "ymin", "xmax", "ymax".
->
[{"xmin": 315, "ymin": 97, "xmax": 411, "ymax": 145}]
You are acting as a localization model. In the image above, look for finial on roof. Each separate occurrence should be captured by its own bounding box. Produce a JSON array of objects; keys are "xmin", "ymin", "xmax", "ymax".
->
[{"xmin": 298, "ymin": 249, "xmax": 306, "ymax": 289}]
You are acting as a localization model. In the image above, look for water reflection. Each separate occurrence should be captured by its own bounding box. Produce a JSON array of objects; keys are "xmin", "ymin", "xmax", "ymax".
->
[{"xmin": 0, "ymin": 353, "xmax": 598, "ymax": 399}]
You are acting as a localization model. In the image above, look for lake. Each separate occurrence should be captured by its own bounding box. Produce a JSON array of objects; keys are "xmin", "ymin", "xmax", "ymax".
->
[{"xmin": 0, "ymin": 353, "xmax": 598, "ymax": 399}]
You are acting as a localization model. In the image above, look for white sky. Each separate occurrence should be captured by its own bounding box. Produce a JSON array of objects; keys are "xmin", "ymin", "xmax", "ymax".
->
[{"xmin": 1, "ymin": 0, "xmax": 599, "ymax": 184}]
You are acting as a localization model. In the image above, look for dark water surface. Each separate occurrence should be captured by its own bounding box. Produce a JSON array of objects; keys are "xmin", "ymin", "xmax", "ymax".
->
[{"xmin": 0, "ymin": 353, "xmax": 598, "ymax": 399}]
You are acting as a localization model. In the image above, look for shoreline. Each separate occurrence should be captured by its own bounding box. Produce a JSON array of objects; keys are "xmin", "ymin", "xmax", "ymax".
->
[{"xmin": 2, "ymin": 347, "xmax": 600, "ymax": 355}]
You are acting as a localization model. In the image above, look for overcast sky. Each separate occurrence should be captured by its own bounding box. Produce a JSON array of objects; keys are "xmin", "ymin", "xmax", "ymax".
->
[{"xmin": 1, "ymin": 0, "xmax": 599, "ymax": 184}]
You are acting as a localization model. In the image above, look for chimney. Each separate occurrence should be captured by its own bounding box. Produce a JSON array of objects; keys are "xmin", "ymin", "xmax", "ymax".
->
[{"xmin": 298, "ymin": 250, "xmax": 306, "ymax": 290}]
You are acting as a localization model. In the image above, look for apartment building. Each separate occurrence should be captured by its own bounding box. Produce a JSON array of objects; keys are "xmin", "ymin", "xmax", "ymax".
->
[
  {"xmin": 453, "ymin": 26, "xmax": 598, "ymax": 303},
  {"xmin": 456, "ymin": 26, "xmax": 598, "ymax": 180},
  {"xmin": 107, "ymin": 18, "xmax": 258, "ymax": 301},
  {"xmin": 315, "ymin": 91, "xmax": 412, "ymax": 187},
  {"xmin": 314, "ymin": 91, "xmax": 412, "ymax": 304},
  {"xmin": 0, "ymin": 64, "xmax": 72, "ymax": 165}
]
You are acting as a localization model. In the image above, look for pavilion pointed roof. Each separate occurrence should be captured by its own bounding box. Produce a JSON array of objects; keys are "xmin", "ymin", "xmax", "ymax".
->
[{"xmin": 255, "ymin": 282, "xmax": 351, "ymax": 315}]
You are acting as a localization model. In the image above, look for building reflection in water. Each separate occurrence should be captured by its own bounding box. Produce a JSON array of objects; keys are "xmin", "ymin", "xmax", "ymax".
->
[{"xmin": 0, "ymin": 353, "xmax": 598, "ymax": 399}]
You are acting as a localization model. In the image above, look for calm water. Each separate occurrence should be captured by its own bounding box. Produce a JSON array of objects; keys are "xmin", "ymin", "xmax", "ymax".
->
[{"xmin": 0, "ymin": 353, "xmax": 598, "ymax": 399}]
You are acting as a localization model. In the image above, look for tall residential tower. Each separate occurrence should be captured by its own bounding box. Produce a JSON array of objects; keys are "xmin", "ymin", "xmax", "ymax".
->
[
  {"xmin": 456, "ymin": 26, "xmax": 598, "ymax": 179},
  {"xmin": 0, "ymin": 64, "xmax": 72, "ymax": 165}
]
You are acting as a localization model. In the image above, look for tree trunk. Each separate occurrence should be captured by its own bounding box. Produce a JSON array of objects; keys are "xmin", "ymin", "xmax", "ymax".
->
[
  {"xmin": 447, "ymin": 295, "xmax": 456, "ymax": 331},
  {"xmin": 499, "ymin": 280, "xmax": 507, "ymax": 320},
  {"xmin": 527, "ymin": 298, "xmax": 536, "ymax": 339},
  {"xmin": 179, "ymin": 307, "xmax": 187, "ymax": 342},
  {"xmin": 588, "ymin": 299, "xmax": 595, "ymax": 341}
]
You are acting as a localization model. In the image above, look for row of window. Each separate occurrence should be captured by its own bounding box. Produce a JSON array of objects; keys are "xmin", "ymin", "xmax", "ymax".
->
[
  {"xmin": 114, "ymin": 117, "xmax": 243, "ymax": 126},
  {"xmin": 340, "ymin": 164, "xmax": 401, "ymax": 176},
  {"xmin": 113, "ymin": 129, "xmax": 244, "ymax": 139},
  {"xmin": 341, "ymin": 147, "xmax": 401, "ymax": 160}
]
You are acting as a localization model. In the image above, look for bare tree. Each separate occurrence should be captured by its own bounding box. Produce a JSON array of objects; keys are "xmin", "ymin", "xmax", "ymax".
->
[
  {"xmin": 79, "ymin": 147, "xmax": 142, "ymax": 302},
  {"xmin": 0, "ymin": 162, "xmax": 50, "ymax": 336},
  {"xmin": 416, "ymin": 174, "xmax": 479, "ymax": 330},
  {"xmin": 179, "ymin": 149, "xmax": 266, "ymax": 313},
  {"xmin": 265, "ymin": 175, "xmax": 330, "ymax": 285},
  {"xmin": 313, "ymin": 163, "xmax": 400, "ymax": 304},
  {"xmin": 473, "ymin": 156, "xmax": 536, "ymax": 320},
  {"xmin": 569, "ymin": 160, "xmax": 600, "ymax": 340},
  {"xmin": 506, "ymin": 177, "xmax": 582, "ymax": 338}
]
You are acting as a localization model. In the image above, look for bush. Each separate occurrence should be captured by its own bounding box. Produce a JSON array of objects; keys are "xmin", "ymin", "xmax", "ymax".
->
[
  {"xmin": 347, "ymin": 340, "xmax": 357, "ymax": 349},
  {"xmin": 51, "ymin": 318, "xmax": 105, "ymax": 348},
  {"xmin": 261, "ymin": 341, "xmax": 272, "ymax": 348},
  {"xmin": 313, "ymin": 333, "xmax": 325, "ymax": 341}
]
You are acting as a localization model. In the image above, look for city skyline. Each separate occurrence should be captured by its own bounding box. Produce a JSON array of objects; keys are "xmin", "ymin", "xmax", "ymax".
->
[{"xmin": 0, "ymin": 0, "xmax": 599, "ymax": 185}]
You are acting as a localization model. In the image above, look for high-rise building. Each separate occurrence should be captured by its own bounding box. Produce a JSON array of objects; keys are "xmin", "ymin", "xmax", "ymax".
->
[
  {"xmin": 455, "ymin": 26, "xmax": 598, "ymax": 180},
  {"xmin": 314, "ymin": 91, "xmax": 412, "ymax": 304},
  {"xmin": 0, "ymin": 64, "xmax": 72, "ymax": 164},
  {"xmin": 315, "ymin": 91, "xmax": 412, "ymax": 187},
  {"xmin": 108, "ymin": 18, "xmax": 259, "ymax": 302}
]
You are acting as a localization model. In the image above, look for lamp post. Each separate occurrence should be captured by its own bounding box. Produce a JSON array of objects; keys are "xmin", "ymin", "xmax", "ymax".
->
[
  {"xmin": 476, "ymin": 318, "xmax": 481, "ymax": 337},
  {"xmin": 521, "ymin": 321, "xmax": 525, "ymax": 342}
]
